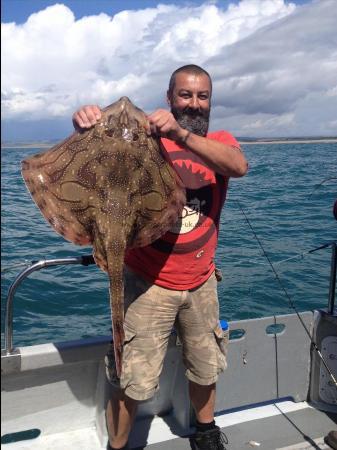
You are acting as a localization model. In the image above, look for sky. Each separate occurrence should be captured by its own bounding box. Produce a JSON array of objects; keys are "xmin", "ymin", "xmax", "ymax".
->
[{"xmin": 1, "ymin": 0, "xmax": 337, "ymax": 140}]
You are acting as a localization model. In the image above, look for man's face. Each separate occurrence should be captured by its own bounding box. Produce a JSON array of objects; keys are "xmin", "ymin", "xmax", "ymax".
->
[{"xmin": 168, "ymin": 72, "xmax": 211, "ymax": 137}]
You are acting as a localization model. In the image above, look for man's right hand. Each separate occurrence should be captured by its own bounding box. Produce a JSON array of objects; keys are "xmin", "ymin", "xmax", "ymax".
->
[{"xmin": 72, "ymin": 105, "xmax": 102, "ymax": 130}]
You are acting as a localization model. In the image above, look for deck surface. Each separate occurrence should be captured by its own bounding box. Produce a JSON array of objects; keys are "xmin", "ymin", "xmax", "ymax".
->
[
  {"xmin": 2, "ymin": 403, "xmax": 336, "ymax": 450},
  {"xmin": 137, "ymin": 404, "xmax": 337, "ymax": 450}
]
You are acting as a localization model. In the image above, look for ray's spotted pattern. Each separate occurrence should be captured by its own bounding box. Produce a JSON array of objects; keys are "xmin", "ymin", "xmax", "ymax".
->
[{"xmin": 21, "ymin": 97, "xmax": 186, "ymax": 377}]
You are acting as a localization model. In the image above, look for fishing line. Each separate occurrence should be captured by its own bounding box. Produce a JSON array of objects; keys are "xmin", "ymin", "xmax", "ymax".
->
[
  {"xmin": 236, "ymin": 200, "xmax": 337, "ymax": 388},
  {"xmin": 1, "ymin": 260, "xmax": 33, "ymax": 274},
  {"xmin": 273, "ymin": 242, "xmax": 336, "ymax": 266},
  {"xmin": 220, "ymin": 242, "xmax": 336, "ymax": 268},
  {"xmin": 308, "ymin": 176, "xmax": 337, "ymax": 199}
]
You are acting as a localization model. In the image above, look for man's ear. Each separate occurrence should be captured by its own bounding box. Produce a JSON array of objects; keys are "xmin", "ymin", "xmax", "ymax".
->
[{"xmin": 166, "ymin": 91, "xmax": 171, "ymax": 107}]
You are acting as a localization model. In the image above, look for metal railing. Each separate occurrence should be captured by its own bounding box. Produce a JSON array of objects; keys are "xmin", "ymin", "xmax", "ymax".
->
[
  {"xmin": 3, "ymin": 255, "xmax": 95, "ymax": 355},
  {"xmin": 2, "ymin": 243, "xmax": 336, "ymax": 356}
]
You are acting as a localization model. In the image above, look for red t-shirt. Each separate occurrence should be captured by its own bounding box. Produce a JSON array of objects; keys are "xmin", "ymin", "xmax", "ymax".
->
[{"xmin": 125, "ymin": 130, "xmax": 240, "ymax": 290}]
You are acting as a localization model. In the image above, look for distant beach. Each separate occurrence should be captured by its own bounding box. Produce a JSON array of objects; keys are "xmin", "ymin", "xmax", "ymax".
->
[
  {"xmin": 239, "ymin": 138, "xmax": 337, "ymax": 145},
  {"xmin": 1, "ymin": 142, "xmax": 55, "ymax": 149},
  {"xmin": 1, "ymin": 138, "xmax": 337, "ymax": 149}
]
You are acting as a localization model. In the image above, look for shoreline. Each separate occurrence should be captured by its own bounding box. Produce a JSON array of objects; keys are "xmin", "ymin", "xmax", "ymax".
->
[
  {"xmin": 2, "ymin": 138, "xmax": 337, "ymax": 149},
  {"xmin": 239, "ymin": 138, "xmax": 337, "ymax": 145},
  {"xmin": 1, "ymin": 143, "xmax": 54, "ymax": 149}
]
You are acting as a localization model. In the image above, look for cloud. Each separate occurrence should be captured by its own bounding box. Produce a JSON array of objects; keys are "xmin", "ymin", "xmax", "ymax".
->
[
  {"xmin": 207, "ymin": 0, "xmax": 337, "ymax": 136},
  {"xmin": 1, "ymin": 0, "xmax": 337, "ymax": 138}
]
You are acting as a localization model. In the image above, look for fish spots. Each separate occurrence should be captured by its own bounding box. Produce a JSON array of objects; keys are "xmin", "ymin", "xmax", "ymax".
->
[
  {"xmin": 37, "ymin": 198, "xmax": 47, "ymax": 210},
  {"xmin": 77, "ymin": 162, "xmax": 97, "ymax": 189},
  {"xmin": 21, "ymin": 97, "xmax": 186, "ymax": 378}
]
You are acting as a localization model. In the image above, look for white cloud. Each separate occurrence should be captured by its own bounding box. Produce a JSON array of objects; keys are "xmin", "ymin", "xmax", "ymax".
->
[
  {"xmin": 326, "ymin": 86, "xmax": 337, "ymax": 97},
  {"xmin": 1, "ymin": 0, "xmax": 337, "ymax": 137},
  {"xmin": 243, "ymin": 113, "xmax": 295, "ymax": 130}
]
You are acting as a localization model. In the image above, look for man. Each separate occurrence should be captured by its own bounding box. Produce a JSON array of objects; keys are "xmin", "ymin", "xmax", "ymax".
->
[{"xmin": 73, "ymin": 65, "xmax": 248, "ymax": 450}]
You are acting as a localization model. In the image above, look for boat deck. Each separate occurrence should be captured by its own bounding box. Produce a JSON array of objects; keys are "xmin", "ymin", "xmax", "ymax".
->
[
  {"xmin": 2, "ymin": 312, "xmax": 336, "ymax": 450},
  {"xmin": 135, "ymin": 401, "xmax": 337, "ymax": 450},
  {"xmin": 2, "ymin": 401, "xmax": 336, "ymax": 450}
]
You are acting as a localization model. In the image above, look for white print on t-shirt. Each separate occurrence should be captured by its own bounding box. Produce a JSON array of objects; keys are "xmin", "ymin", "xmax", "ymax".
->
[{"xmin": 170, "ymin": 198, "xmax": 206, "ymax": 235}]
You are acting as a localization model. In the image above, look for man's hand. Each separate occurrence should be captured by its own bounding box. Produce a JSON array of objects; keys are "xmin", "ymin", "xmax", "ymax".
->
[
  {"xmin": 146, "ymin": 109, "xmax": 188, "ymax": 142},
  {"xmin": 72, "ymin": 105, "xmax": 102, "ymax": 130}
]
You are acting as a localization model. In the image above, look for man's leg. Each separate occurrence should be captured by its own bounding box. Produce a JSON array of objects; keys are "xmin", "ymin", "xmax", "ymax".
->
[
  {"xmin": 105, "ymin": 267, "xmax": 183, "ymax": 448},
  {"xmin": 106, "ymin": 390, "xmax": 138, "ymax": 449},
  {"xmin": 189, "ymin": 380, "xmax": 228, "ymax": 450},
  {"xmin": 189, "ymin": 380, "xmax": 218, "ymax": 432},
  {"xmin": 176, "ymin": 273, "xmax": 229, "ymax": 449},
  {"xmin": 189, "ymin": 380, "xmax": 216, "ymax": 423}
]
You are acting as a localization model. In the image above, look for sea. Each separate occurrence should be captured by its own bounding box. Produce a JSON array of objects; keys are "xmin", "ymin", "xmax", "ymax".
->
[{"xmin": 1, "ymin": 142, "xmax": 337, "ymax": 348}]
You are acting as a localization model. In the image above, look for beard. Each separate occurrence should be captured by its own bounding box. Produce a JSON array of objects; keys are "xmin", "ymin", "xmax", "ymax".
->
[{"xmin": 171, "ymin": 105, "xmax": 210, "ymax": 137}]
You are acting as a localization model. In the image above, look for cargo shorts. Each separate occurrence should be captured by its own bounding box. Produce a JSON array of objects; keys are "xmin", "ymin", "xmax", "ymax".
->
[{"xmin": 105, "ymin": 267, "xmax": 229, "ymax": 401}]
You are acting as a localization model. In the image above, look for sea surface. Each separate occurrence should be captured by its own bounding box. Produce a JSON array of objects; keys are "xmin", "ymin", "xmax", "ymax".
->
[{"xmin": 1, "ymin": 142, "xmax": 336, "ymax": 348}]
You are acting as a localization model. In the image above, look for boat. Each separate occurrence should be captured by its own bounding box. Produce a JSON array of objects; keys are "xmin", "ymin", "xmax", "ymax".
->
[{"xmin": 1, "ymin": 246, "xmax": 337, "ymax": 450}]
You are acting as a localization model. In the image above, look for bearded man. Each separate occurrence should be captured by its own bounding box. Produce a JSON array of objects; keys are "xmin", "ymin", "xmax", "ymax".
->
[{"xmin": 72, "ymin": 64, "xmax": 248, "ymax": 450}]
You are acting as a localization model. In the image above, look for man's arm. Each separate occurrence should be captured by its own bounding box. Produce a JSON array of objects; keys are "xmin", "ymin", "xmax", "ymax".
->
[
  {"xmin": 175, "ymin": 131, "xmax": 247, "ymax": 178},
  {"xmin": 72, "ymin": 105, "xmax": 248, "ymax": 178},
  {"xmin": 147, "ymin": 109, "xmax": 248, "ymax": 178}
]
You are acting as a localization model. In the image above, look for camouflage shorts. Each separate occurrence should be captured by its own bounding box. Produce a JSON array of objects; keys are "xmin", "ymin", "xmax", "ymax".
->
[{"xmin": 105, "ymin": 268, "xmax": 229, "ymax": 401}]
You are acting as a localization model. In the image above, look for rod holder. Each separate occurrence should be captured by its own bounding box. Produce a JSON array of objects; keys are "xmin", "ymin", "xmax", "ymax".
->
[{"xmin": 328, "ymin": 242, "xmax": 336, "ymax": 315}]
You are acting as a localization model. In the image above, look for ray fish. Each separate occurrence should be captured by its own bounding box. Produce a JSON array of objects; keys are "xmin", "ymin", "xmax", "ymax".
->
[{"xmin": 21, "ymin": 96, "xmax": 186, "ymax": 377}]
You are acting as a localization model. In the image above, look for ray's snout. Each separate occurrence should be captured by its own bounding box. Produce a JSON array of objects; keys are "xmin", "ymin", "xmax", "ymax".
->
[
  {"xmin": 119, "ymin": 96, "xmax": 132, "ymax": 104},
  {"xmin": 115, "ymin": 96, "xmax": 147, "ymax": 127}
]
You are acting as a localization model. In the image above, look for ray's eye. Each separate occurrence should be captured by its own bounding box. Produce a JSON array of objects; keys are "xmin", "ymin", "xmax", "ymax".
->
[
  {"xmin": 105, "ymin": 129, "xmax": 115, "ymax": 138},
  {"xmin": 132, "ymin": 133, "xmax": 139, "ymax": 141}
]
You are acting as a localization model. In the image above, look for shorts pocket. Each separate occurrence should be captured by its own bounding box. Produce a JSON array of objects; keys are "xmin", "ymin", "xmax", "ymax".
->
[
  {"xmin": 105, "ymin": 341, "xmax": 119, "ymax": 385},
  {"xmin": 120, "ymin": 325, "xmax": 137, "ymax": 382},
  {"xmin": 124, "ymin": 325, "xmax": 137, "ymax": 345},
  {"xmin": 213, "ymin": 324, "xmax": 229, "ymax": 370},
  {"xmin": 105, "ymin": 327, "xmax": 137, "ymax": 385}
]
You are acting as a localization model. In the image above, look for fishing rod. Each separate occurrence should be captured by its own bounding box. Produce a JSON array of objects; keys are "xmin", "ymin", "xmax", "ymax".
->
[{"xmin": 236, "ymin": 200, "xmax": 337, "ymax": 388}]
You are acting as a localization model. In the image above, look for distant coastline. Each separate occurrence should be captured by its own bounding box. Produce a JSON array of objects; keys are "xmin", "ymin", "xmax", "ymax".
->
[
  {"xmin": 1, "ymin": 143, "xmax": 54, "ymax": 149},
  {"xmin": 239, "ymin": 138, "xmax": 337, "ymax": 145},
  {"xmin": 1, "ymin": 137, "xmax": 337, "ymax": 149}
]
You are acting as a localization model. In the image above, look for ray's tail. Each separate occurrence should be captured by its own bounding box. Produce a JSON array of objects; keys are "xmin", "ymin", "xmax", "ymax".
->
[{"xmin": 106, "ymin": 240, "xmax": 126, "ymax": 379}]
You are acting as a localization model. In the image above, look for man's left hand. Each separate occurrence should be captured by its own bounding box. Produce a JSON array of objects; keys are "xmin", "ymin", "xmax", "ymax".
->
[{"xmin": 146, "ymin": 109, "xmax": 186, "ymax": 142}]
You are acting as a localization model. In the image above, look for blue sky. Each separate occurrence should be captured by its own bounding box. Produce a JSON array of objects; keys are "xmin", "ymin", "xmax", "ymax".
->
[
  {"xmin": 2, "ymin": 0, "xmax": 214, "ymax": 22},
  {"xmin": 2, "ymin": 0, "xmax": 337, "ymax": 140},
  {"xmin": 1, "ymin": 0, "xmax": 310, "ymax": 23}
]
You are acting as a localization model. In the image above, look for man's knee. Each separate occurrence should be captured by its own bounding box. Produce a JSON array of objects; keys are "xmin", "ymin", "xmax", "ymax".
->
[
  {"xmin": 109, "ymin": 387, "xmax": 139, "ymax": 406},
  {"xmin": 189, "ymin": 380, "xmax": 216, "ymax": 394}
]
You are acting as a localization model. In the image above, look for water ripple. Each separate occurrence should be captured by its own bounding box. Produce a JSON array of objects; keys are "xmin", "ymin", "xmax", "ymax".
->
[{"xmin": 1, "ymin": 143, "xmax": 337, "ymax": 347}]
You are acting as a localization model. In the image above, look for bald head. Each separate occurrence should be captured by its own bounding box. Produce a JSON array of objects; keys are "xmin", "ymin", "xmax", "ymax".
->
[{"xmin": 168, "ymin": 64, "xmax": 212, "ymax": 98}]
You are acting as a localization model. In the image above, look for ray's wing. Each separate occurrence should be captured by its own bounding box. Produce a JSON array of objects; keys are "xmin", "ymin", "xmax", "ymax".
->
[
  {"xmin": 21, "ymin": 129, "xmax": 106, "ymax": 246},
  {"xmin": 127, "ymin": 136, "xmax": 186, "ymax": 248},
  {"xmin": 21, "ymin": 101, "xmax": 186, "ymax": 380}
]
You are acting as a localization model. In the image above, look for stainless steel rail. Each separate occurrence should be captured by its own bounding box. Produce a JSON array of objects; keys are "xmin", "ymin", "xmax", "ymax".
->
[
  {"xmin": 3, "ymin": 255, "xmax": 95, "ymax": 355},
  {"xmin": 3, "ymin": 243, "xmax": 336, "ymax": 356}
]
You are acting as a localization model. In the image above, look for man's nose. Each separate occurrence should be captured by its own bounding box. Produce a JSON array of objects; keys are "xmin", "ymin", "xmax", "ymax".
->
[{"xmin": 189, "ymin": 96, "xmax": 200, "ymax": 110}]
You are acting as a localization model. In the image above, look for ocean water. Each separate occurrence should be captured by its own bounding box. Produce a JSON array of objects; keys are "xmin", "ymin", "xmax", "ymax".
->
[{"xmin": 1, "ymin": 142, "xmax": 336, "ymax": 348}]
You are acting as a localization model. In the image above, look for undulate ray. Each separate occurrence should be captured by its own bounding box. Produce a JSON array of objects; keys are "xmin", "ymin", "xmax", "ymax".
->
[{"xmin": 21, "ymin": 97, "xmax": 186, "ymax": 377}]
